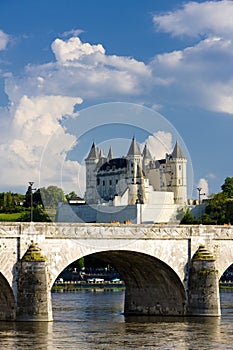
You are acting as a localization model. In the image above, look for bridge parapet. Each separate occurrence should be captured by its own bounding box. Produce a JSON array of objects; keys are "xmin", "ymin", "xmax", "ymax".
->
[
  {"xmin": 0, "ymin": 222, "xmax": 231, "ymax": 239},
  {"xmin": 0, "ymin": 223, "xmax": 233, "ymax": 239}
]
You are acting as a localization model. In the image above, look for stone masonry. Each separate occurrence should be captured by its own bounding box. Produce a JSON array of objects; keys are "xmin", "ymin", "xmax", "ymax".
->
[{"xmin": 0, "ymin": 222, "xmax": 232, "ymax": 320}]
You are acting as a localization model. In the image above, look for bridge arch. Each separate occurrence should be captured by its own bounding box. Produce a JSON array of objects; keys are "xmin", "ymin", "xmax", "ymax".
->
[
  {"xmin": 0, "ymin": 272, "xmax": 16, "ymax": 320},
  {"xmin": 53, "ymin": 250, "xmax": 186, "ymax": 316}
]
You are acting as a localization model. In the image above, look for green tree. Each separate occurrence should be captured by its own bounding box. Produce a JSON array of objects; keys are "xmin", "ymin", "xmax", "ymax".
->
[
  {"xmin": 19, "ymin": 206, "xmax": 51, "ymax": 222},
  {"xmin": 180, "ymin": 209, "xmax": 199, "ymax": 224},
  {"xmin": 4, "ymin": 192, "xmax": 13, "ymax": 210},
  {"xmin": 68, "ymin": 257, "xmax": 85, "ymax": 271},
  {"xmin": 24, "ymin": 185, "xmax": 35, "ymax": 208},
  {"xmin": 39, "ymin": 186, "xmax": 66, "ymax": 209},
  {"xmin": 205, "ymin": 192, "xmax": 228, "ymax": 224},
  {"xmin": 65, "ymin": 191, "xmax": 78, "ymax": 201},
  {"xmin": 221, "ymin": 177, "xmax": 233, "ymax": 198}
]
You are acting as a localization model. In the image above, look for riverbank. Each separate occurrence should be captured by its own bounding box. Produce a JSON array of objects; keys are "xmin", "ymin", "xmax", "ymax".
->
[
  {"xmin": 52, "ymin": 281, "xmax": 233, "ymax": 292},
  {"xmin": 52, "ymin": 280, "xmax": 125, "ymax": 292},
  {"xmin": 220, "ymin": 282, "xmax": 233, "ymax": 289}
]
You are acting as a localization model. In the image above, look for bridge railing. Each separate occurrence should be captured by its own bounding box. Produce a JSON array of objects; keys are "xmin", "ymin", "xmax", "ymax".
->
[{"xmin": 0, "ymin": 222, "xmax": 232, "ymax": 239}]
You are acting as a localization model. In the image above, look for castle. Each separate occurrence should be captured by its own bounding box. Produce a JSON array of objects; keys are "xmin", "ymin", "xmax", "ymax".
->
[{"xmin": 56, "ymin": 137, "xmax": 187, "ymax": 224}]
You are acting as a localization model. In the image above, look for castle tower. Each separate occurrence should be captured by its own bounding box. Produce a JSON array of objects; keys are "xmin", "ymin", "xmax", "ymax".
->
[
  {"xmin": 126, "ymin": 138, "xmax": 145, "ymax": 204},
  {"xmin": 126, "ymin": 137, "xmax": 142, "ymax": 184},
  {"xmin": 167, "ymin": 142, "xmax": 187, "ymax": 205},
  {"xmin": 85, "ymin": 142, "xmax": 99, "ymax": 204},
  {"xmin": 142, "ymin": 144, "xmax": 152, "ymax": 175}
]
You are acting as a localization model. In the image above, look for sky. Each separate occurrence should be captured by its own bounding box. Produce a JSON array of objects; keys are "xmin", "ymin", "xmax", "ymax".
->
[{"xmin": 0, "ymin": 0, "xmax": 233, "ymax": 199}]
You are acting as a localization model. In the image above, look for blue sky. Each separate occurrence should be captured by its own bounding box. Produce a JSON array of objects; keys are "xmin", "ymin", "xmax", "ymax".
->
[{"xmin": 0, "ymin": 0, "xmax": 233, "ymax": 198}]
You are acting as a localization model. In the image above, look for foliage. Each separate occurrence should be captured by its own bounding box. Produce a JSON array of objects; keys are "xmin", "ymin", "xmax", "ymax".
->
[
  {"xmin": 221, "ymin": 177, "xmax": 233, "ymax": 198},
  {"xmin": 180, "ymin": 209, "xmax": 199, "ymax": 224},
  {"xmin": 68, "ymin": 257, "xmax": 85, "ymax": 271},
  {"xmin": 0, "ymin": 186, "xmax": 73, "ymax": 222},
  {"xmin": 19, "ymin": 207, "xmax": 51, "ymax": 222},
  {"xmin": 66, "ymin": 191, "xmax": 78, "ymax": 201},
  {"xmin": 181, "ymin": 176, "xmax": 233, "ymax": 225},
  {"xmin": 39, "ymin": 186, "xmax": 66, "ymax": 209},
  {"xmin": 0, "ymin": 191, "xmax": 25, "ymax": 213}
]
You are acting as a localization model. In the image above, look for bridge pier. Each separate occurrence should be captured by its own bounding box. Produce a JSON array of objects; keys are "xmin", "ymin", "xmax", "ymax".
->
[
  {"xmin": 187, "ymin": 245, "xmax": 221, "ymax": 316},
  {"xmin": 16, "ymin": 242, "xmax": 53, "ymax": 322}
]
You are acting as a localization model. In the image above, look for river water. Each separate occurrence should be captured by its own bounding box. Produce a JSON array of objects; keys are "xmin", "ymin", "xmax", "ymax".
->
[{"xmin": 0, "ymin": 290, "xmax": 232, "ymax": 350}]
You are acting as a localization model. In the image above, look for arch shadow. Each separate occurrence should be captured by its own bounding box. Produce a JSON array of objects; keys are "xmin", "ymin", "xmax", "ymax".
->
[
  {"xmin": 81, "ymin": 250, "xmax": 186, "ymax": 316},
  {"xmin": 0, "ymin": 272, "xmax": 16, "ymax": 320}
]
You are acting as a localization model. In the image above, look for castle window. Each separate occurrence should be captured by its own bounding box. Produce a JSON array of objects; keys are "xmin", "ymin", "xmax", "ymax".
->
[
  {"xmin": 109, "ymin": 180, "xmax": 112, "ymax": 186},
  {"xmin": 116, "ymin": 179, "xmax": 118, "ymax": 184},
  {"xmin": 97, "ymin": 178, "xmax": 100, "ymax": 185},
  {"xmin": 103, "ymin": 180, "xmax": 105, "ymax": 186},
  {"xmin": 179, "ymin": 165, "xmax": 181, "ymax": 170}
]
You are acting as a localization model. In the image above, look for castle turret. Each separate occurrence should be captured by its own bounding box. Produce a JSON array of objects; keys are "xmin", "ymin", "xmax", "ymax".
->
[
  {"xmin": 168, "ymin": 142, "xmax": 187, "ymax": 205},
  {"xmin": 126, "ymin": 138, "xmax": 145, "ymax": 204},
  {"xmin": 107, "ymin": 147, "xmax": 113, "ymax": 161},
  {"xmin": 126, "ymin": 137, "xmax": 142, "ymax": 184},
  {"xmin": 142, "ymin": 144, "xmax": 152, "ymax": 175},
  {"xmin": 85, "ymin": 142, "xmax": 99, "ymax": 204}
]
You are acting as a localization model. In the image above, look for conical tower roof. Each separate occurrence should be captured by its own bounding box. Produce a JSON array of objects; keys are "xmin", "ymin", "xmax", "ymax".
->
[
  {"xmin": 171, "ymin": 141, "xmax": 185, "ymax": 159},
  {"xmin": 86, "ymin": 142, "xmax": 99, "ymax": 160},
  {"xmin": 99, "ymin": 149, "xmax": 105, "ymax": 158},
  {"xmin": 127, "ymin": 137, "xmax": 141, "ymax": 156},
  {"xmin": 142, "ymin": 144, "xmax": 152, "ymax": 159},
  {"xmin": 107, "ymin": 146, "xmax": 113, "ymax": 161}
]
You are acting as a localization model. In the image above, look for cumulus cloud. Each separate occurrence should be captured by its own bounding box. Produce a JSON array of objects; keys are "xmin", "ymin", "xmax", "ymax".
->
[
  {"xmin": 150, "ymin": 1, "xmax": 233, "ymax": 114},
  {"xmin": 153, "ymin": 0, "xmax": 233, "ymax": 39},
  {"xmin": 150, "ymin": 29, "xmax": 233, "ymax": 114},
  {"xmin": 0, "ymin": 29, "xmax": 9, "ymax": 51},
  {"xmin": 144, "ymin": 131, "xmax": 173, "ymax": 160},
  {"xmin": 0, "ymin": 95, "xmax": 83, "ymax": 191},
  {"xmin": 51, "ymin": 37, "xmax": 106, "ymax": 63}
]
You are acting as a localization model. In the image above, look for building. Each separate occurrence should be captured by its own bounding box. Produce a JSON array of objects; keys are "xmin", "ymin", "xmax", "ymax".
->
[{"xmin": 56, "ymin": 138, "xmax": 187, "ymax": 224}]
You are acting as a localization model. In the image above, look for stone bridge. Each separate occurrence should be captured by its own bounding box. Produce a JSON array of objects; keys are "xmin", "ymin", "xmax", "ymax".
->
[{"xmin": 0, "ymin": 222, "xmax": 233, "ymax": 321}]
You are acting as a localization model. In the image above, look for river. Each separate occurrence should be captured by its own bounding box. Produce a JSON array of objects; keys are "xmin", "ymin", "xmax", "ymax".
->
[{"xmin": 0, "ymin": 289, "xmax": 232, "ymax": 349}]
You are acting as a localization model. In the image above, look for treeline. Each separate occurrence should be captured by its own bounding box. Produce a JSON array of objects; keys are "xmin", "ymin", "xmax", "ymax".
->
[
  {"xmin": 181, "ymin": 177, "xmax": 233, "ymax": 225},
  {"xmin": 0, "ymin": 186, "xmax": 79, "ymax": 222}
]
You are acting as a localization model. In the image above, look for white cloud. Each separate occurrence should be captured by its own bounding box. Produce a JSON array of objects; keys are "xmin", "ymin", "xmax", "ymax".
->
[
  {"xmin": 0, "ymin": 95, "xmax": 83, "ymax": 191},
  {"xmin": 51, "ymin": 37, "xmax": 106, "ymax": 63},
  {"xmin": 144, "ymin": 131, "xmax": 173, "ymax": 159},
  {"xmin": 61, "ymin": 29, "xmax": 84, "ymax": 38},
  {"xmin": 150, "ymin": 34, "xmax": 233, "ymax": 113},
  {"xmin": 0, "ymin": 29, "xmax": 9, "ymax": 51},
  {"xmin": 153, "ymin": 1, "xmax": 233, "ymax": 39},
  {"xmin": 151, "ymin": 1, "xmax": 233, "ymax": 114}
]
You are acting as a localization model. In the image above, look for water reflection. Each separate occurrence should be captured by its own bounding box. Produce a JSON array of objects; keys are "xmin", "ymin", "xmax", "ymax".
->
[
  {"xmin": 0, "ymin": 321, "xmax": 53, "ymax": 350},
  {"xmin": 0, "ymin": 290, "xmax": 232, "ymax": 350}
]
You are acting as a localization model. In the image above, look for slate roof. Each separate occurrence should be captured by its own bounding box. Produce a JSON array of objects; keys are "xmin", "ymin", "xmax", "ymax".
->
[
  {"xmin": 127, "ymin": 137, "xmax": 141, "ymax": 156},
  {"xmin": 98, "ymin": 158, "xmax": 127, "ymax": 172},
  {"xmin": 171, "ymin": 142, "xmax": 186, "ymax": 159},
  {"xmin": 86, "ymin": 142, "xmax": 99, "ymax": 160}
]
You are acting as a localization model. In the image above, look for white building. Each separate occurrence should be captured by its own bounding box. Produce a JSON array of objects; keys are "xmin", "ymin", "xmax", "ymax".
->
[{"xmin": 56, "ymin": 138, "xmax": 187, "ymax": 224}]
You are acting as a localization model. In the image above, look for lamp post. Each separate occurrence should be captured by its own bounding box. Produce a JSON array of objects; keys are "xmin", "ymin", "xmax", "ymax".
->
[
  {"xmin": 197, "ymin": 187, "xmax": 205, "ymax": 204},
  {"xmin": 29, "ymin": 182, "xmax": 36, "ymax": 222}
]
